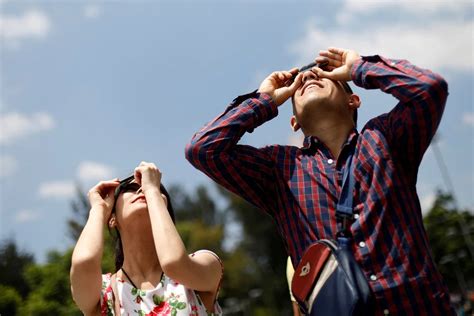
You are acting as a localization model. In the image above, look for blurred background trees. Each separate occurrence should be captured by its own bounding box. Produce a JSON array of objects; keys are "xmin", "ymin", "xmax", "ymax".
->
[{"xmin": 1, "ymin": 187, "xmax": 472, "ymax": 315}]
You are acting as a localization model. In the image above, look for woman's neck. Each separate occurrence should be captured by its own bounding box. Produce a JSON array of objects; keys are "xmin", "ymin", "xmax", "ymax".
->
[{"xmin": 119, "ymin": 225, "xmax": 162, "ymax": 288}]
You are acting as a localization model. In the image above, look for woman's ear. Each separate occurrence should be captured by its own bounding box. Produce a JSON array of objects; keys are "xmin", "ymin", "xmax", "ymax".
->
[
  {"xmin": 109, "ymin": 214, "xmax": 117, "ymax": 228},
  {"xmin": 161, "ymin": 194, "xmax": 168, "ymax": 206},
  {"xmin": 290, "ymin": 116, "xmax": 301, "ymax": 132}
]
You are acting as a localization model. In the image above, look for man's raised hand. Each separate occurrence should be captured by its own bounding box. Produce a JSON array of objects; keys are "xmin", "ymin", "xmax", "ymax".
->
[
  {"xmin": 314, "ymin": 47, "xmax": 361, "ymax": 82},
  {"xmin": 258, "ymin": 68, "xmax": 302, "ymax": 106}
]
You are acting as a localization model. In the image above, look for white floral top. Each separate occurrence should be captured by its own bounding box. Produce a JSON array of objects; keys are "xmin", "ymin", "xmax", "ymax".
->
[{"xmin": 100, "ymin": 272, "xmax": 222, "ymax": 316}]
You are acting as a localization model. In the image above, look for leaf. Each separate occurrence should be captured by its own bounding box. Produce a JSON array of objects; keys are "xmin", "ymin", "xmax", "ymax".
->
[
  {"xmin": 131, "ymin": 287, "xmax": 138, "ymax": 296},
  {"xmin": 153, "ymin": 294, "xmax": 163, "ymax": 305},
  {"xmin": 169, "ymin": 298, "xmax": 178, "ymax": 306},
  {"xmin": 171, "ymin": 308, "xmax": 177, "ymax": 316},
  {"xmin": 176, "ymin": 302, "xmax": 187, "ymax": 310},
  {"xmin": 140, "ymin": 289, "xmax": 146, "ymax": 296}
]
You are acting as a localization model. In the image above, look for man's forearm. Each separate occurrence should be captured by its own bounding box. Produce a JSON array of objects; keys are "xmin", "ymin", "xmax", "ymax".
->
[{"xmin": 185, "ymin": 92, "xmax": 277, "ymax": 167}]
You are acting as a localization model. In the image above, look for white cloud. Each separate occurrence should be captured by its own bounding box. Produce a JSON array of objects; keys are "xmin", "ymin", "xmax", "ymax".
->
[
  {"xmin": 83, "ymin": 4, "xmax": 102, "ymax": 19},
  {"xmin": 340, "ymin": 0, "xmax": 471, "ymax": 16},
  {"xmin": 291, "ymin": 0, "xmax": 473, "ymax": 73},
  {"xmin": 0, "ymin": 112, "xmax": 55, "ymax": 145},
  {"xmin": 38, "ymin": 180, "xmax": 75, "ymax": 199},
  {"xmin": 15, "ymin": 209, "xmax": 40, "ymax": 223},
  {"xmin": 463, "ymin": 112, "xmax": 474, "ymax": 127},
  {"xmin": 420, "ymin": 192, "xmax": 436, "ymax": 214},
  {"xmin": 77, "ymin": 161, "xmax": 115, "ymax": 182},
  {"xmin": 290, "ymin": 20, "xmax": 473, "ymax": 73},
  {"xmin": 0, "ymin": 155, "xmax": 18, "ymax": 177},
  {"xmin": 0, "ymin": 10, "xmax": 51, "ymax": 41}
]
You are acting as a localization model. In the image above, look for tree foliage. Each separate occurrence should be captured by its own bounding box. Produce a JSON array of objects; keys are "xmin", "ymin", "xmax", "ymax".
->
[
  {"xmin": 0, "ymin": 182, "xmax": 292, "ymax": 315},
  {"xmin": 9, "ymin": 186, "xmax": 473, "ymax": 315},
  {"xmin": 423, "ymin": 191, "xmax": 474, "ymax": 295}
]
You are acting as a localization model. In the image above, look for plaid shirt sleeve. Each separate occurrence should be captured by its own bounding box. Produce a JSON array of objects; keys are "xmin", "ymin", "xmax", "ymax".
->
[
  {"xmin": 351, "ymin": 55, "xmax": 448, "ymax": 176},
  {"xmin": 185, "ymin": 91, "xmax": 279, "ymax": 214}
]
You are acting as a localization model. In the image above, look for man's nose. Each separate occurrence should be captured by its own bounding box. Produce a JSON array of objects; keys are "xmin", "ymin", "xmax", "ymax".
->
[{"xmin": 302, "ymin": 69, "xmax": 318, "ymax": 83}]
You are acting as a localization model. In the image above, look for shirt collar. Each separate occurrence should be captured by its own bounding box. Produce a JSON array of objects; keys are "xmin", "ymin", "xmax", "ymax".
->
[{"xmin": 301, "ymin": 129, "xmax": 359, "ymax": 150}]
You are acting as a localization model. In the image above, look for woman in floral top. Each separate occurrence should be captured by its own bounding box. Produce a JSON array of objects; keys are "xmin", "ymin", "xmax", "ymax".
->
[{"xmin": 71, "ymin": 162, "xmax": 223, "ymax": 315}]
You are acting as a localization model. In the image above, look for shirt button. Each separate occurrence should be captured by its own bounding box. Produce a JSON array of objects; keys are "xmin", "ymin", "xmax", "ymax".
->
[
  {"xmin": 358, "ymin": 241, "xmax": 366, "ymax": 248},
  {"xmin": 327, "ymin": 159, "xmax": 334, "ymax": 164},
  {"xmin": 353, "ymin": 214, "xmax": 360, "ymax": 219},
  {"xmin": 384, "ymin": 309, "xmax": 390, "ymax": 315},
  {"xmin": 370, "ymin": 274, "xmax": 377, "ymax": 281}
]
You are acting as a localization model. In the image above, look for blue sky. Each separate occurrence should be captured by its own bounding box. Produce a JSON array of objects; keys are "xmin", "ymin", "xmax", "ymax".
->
[{"xmin": 1, "ymin": 0, "xmax": 473, "ymax": 263}]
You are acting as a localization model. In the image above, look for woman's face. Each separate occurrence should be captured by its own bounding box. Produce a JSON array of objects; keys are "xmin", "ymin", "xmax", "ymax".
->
[
  {"xmin": 114, "ymin": 181, "xmax": 148, "ymax": 224},
  {"xmin": 113, "ymin": 180, "xmax": 169, "ymax": 227}
]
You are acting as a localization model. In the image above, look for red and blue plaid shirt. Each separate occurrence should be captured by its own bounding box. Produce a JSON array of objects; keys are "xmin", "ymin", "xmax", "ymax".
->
[{"xmin": 186, "ymin": 55, "xmax": 454, "ymax": 315}]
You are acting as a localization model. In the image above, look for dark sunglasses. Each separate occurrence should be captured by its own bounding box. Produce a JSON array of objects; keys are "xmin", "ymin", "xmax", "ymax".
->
[
  {"xmin": 285, "ymin": 61, "xmax": 353, "ymax": 94},
  {"xmin": 116, "ymin": 175, "xmax": 141, "ymax": 194},
  {"xmin": 284, "ymin": 61, "xmax": 328, "ymax": 86}
]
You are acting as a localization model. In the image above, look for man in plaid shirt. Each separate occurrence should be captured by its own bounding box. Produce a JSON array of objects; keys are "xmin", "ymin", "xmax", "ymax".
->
[{"xmin": 185, "ymin": 47, "xmax": 455, "ymax": 315}]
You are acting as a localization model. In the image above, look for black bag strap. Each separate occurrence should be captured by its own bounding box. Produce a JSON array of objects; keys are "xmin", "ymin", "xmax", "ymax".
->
[{"xmin": 336, "ymin": 138, "xmax": 357, "ymax": 238}]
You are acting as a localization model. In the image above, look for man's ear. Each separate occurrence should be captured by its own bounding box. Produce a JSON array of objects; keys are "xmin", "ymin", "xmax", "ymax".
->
[
  {"xmin": 348, "ymin": 94, "xmax": 361, "ymax": 110},
  {"xmin": 290, "ymin": 116, "xmax": 301, "ymax": 132},
  {"xmin": 109, "ymin": 214, "xmax": 117, "ymax": 229}
]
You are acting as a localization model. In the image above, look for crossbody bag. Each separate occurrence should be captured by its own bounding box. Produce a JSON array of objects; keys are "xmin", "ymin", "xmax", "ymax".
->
[{"xmin": 291, "ymin": 147, "xmax": 374, "ymax": 315}]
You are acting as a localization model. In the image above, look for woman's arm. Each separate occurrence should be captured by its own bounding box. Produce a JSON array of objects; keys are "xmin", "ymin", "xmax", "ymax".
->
[
  {"xmin": 70, "ymin": 180, "xmax": 119, "ymax": 315},
  {"xmin": 135, "ymin": 162, "xmax": 222, "ymax": 294}
]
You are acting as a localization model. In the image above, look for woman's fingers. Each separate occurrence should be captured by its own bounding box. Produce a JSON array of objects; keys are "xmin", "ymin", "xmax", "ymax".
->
[{"xmin": 89, "ymin": 179, "xmax": 120, "ymax": 195}]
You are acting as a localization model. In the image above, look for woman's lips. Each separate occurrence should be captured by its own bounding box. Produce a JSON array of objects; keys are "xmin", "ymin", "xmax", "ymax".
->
[{"xmin": 132, "ymin": 195, "xmax": 147, "ymax": 203}]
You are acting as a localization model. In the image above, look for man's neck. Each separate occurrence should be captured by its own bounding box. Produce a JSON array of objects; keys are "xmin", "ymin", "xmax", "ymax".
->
[{"xmin": 303, "ymin": 121, "xmax": 354, "ymax": 160}]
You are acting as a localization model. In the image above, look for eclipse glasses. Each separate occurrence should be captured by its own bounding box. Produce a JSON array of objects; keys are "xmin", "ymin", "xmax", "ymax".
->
[{"xmin": 286, "ymin": 60, "xmax": 352, "ymax": 94}]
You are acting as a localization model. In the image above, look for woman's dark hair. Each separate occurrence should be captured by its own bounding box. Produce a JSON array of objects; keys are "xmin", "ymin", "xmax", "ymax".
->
[{"xmin": 108, "ymin": 177, "xmax": 175, "ymax": 272}]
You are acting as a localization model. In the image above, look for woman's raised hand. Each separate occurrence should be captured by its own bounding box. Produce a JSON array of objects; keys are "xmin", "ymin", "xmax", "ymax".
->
[
  {"xmin": 134, "ymin": 161, "xmax": 162, "ymax": 195},
  {"xmin": 87, "ymin": 179, "xmax": 120, "ymax": 216}
]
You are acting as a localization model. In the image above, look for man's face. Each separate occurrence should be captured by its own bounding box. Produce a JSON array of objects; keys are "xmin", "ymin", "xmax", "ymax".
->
[{"xmin": 292, "ymin": 69, "xmax": 351, "ymax": 128}]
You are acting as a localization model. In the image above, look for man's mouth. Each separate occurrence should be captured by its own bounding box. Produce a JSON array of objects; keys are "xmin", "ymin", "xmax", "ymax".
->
[{"xmin": 302, "ymin": 80, "xmax": 324, "ymax": 95}]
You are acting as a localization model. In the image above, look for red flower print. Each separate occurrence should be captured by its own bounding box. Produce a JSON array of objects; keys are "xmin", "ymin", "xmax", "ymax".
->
[{"xmin": 146, "ymin": 301, "xmax": 172, "ymax": 316}]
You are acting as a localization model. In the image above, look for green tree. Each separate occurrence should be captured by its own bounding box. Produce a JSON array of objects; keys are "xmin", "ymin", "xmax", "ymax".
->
[
  {"xmin": 20, "ymin": 249, "xmax": 82, "ymax": 316},
  {"xmin": 0, "ymin": 239, "xmax": 34, "ymax": 297},
  {"xmin": 424, "ymin": 191, "xmax": 474, "ymax": 296},
  {"xmin": 218, "ymin": 187, "xmax": 291, "ymax": 315},
  {"xmin": 1, "ymin": 182, "xmax": 293, "ymax": 315},
  {"xmin": 0, "ymin": 285, "xmax": 22, "ymax": 315}
]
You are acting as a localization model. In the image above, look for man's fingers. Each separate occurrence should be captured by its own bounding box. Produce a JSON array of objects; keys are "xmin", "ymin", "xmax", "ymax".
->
[
  {"xmin": 287, "ymin": 73, "xmax": 303, "ymax": 92},
  {"xmin": 313, "ymin": 67, "xmax": 335, "ymax": 80},
  {"xmin": 328, "ymin": 47, "xmax": 346, "ymax": 56},
  {"xmin": 289, "ymin": 67, "xmax": 299, "ymax": 74},
  {"xmin": 319, "ymin": 50, "xmax": 342, "ymax": 61}
]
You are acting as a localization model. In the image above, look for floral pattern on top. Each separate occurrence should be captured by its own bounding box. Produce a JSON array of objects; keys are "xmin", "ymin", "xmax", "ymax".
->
[{"xmin": 101, "ymin": 273, "xmax": 222, "ymax": 316}]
